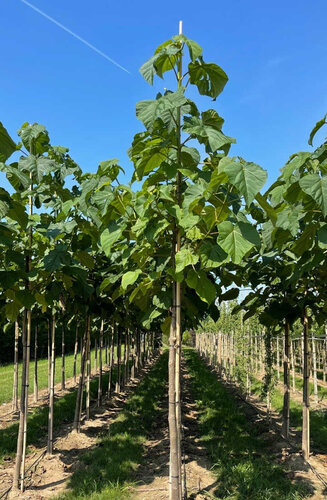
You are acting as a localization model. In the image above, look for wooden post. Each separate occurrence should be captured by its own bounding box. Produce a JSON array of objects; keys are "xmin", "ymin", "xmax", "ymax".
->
[
  {"xmin": 311, "ymin": 333, "xmax": 318, "ymax": 404},
  {"xmin": 73, "ymin": 324, "xmax": 78, "ymax": 384},
  {"xmin": 282, "ymin": 321, "xmax": 290, "ymax": 438},
  {"xmin": 302, "ymin": 309, "xmax": 310, "ymax": 460},
  {"xmin": 12, "ymin": 320, "xmax": 19, "ymax": 411},
  {"xmin": 61, "ymin": 326, "xmax": 65, "ymax": 391},
  {"xmin": 33, "ymin": 325, "xmax": 38, "ymax": 402},
  {"xmin": 97, "ymin": 319, "xmax": 104, "ymax": 407},
  {"xmin": 48, "ymin": 316, "xmax": 56, "ymax": 454}
]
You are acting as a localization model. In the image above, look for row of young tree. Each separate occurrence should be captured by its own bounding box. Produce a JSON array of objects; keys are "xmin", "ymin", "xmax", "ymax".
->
[
  {"xmin": 1, "ymin": 24, "xmax": 326, "ymax": 499},
  {"xmin": 196, "ymin": 303, "xmax": 327, "ymax": 458}
]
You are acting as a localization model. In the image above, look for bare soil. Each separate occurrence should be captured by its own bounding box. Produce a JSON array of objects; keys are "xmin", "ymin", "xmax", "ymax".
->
[
  {"xmin": 131, "ymin": 362, "xmax": 217, "ymax": 500},
  {"xmin": 1, "ymin": 360, "xmax": 158, "ymax": 499},
  {"xmin": 214, "ymin": 367, "xmax": 327, "ymax": 500}
]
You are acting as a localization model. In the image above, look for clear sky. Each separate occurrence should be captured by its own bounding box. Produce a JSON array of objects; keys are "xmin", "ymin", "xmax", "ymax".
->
[{"xmin": 1, "ymin": 0, "xmax": 327, "ymax": 188}]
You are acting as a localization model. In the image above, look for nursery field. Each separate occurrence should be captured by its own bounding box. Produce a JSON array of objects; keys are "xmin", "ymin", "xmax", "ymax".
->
[{"xmin": 0, "ymin": 23, "xmax": 327, "ymax": 500}]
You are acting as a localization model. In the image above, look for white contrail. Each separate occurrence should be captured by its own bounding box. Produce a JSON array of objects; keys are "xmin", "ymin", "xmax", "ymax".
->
[{"xmin": 20, "ymin": 0, "xmax": 130, "ymax": 74}]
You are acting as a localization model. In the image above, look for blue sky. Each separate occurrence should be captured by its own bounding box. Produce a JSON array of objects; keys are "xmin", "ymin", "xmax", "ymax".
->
[{"xmin": 1, "ymin": 0, "xmax": 327, "ymax": 189}]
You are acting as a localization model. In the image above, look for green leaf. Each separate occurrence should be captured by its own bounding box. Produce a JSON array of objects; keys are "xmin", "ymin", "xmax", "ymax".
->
[
  {"xmin": 173, "ymin": 35, "xmax": 202, "ymax": 61},
  {"xmin": 136, "ymin": 88, "xmax": 187, "ymax": 130},
  {"xmin": 199, "ymin": 241, "xmax": 227, "ymax": 269},
  {"xmin": 218, "ymin": 221, "xmax": 255, "ymax": 264},
  {"xmin": 308, "ymin": 113, "xmax": 327, "ymax": 146},
  {"xmin": 44, "ymin": 246, "xmax": 71, "ymax": 271},
  {"xmin": 0, "ymin": 122, "xmax": 17, "ymax": 162},
  {"xmin": 5, "ymin": 301, "xmax": 21, "ymax": 322},
  {"xmin": 122, "ymin": 270, "xmax": 142, "ymax": 290},
  {"xmin": 299, "ymin": 174, "xmax": 327, "ymax": 216},
  {"xmin": 275, "ymin": 206, "xmax": 301, "ymax": 236},
  {"xmin": 223, "ymin": 158, "xmax": 267, "ymax": 205},
  {"xmin": 186, "ymin": 269, "xmax": 216, "ymax": 304},
  {"xmin": 16, "ymin": 290, "xmax": 35, "ymax": 309},
  {"xmin": 183, "ymin": 116, "xmax": 235, "ymax": 153},
  {"xmin": 100, "ymin": 221, "xmax": 125, "ymax": 256},
  {"xmin": 175, "ymin": 248, "xmax": 199, "ymax": 273},
  {"xmin": 189, "ymin": 59, "xmax": 228, "ymax": 99},
  {"xmin": 220, "ymin": 288, "xmax": 239, "ymax": 301}
]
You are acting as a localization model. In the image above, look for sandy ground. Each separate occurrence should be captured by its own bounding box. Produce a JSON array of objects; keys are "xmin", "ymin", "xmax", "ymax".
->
[{"xmin": 0, "ymin": 359, "xmax": 157, "ymax": 499}]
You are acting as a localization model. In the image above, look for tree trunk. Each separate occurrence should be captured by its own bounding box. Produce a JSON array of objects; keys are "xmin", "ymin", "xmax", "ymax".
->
[
  {"xmin": 282, "ymin": 321, "xmax": 290, "ymax": 438},
  {"xmin": 116, "ymin": 328, "xmax": 121, "ymax": 393},
  {"xmin": 97, "ymin": 319, "xmax": 104, "ymax": 407},
  {"xmin": 73, "ymin": 319, "xmax": 88, "ymax": 432},
  {"xmin": 73, "ymin": 324, "xmax": 78, "ymax": 384},
  {"xmin": 86, "ymin": 319, "xmax": 91, "ymax": 420},
  {"xmin": 276, "ymin": 337, "xmax": 280, "ymax": 381},
  {"xmin": 48, "ymin": 319, "xmax": 51, "ymax": 397},
  {"xmin": 169, "ymin": 284, "xmax": 179, "ymax": 500},
  {"xmin": 13, "ymin": 312, "xmax": 27, "ymax": 491},
  {"xmin": 12, "ymin": 320, "xmax": 19, "ymax": 412},
  {"xmin": 94, "ymin": 338, "xmax": 98, "ymax": 373},
  {"xmin": 290, "ymin": 339, "xmax": 296, "ymax": 392},
  {"xmin": 302, "ymin": 309, "xmax": 310, "ymax": 460},
  {"xmin": 48, "ymin": 315, "xmax": 56, "ymax": 454},
  {"xmin": 61, "ymin": 325, "xmax": 65, "ymax": 391},
  {"xmin": 108, "ymin": 327, "xmax": 114, "ymax": 396},
  {"xmin": 311, "ymin": 333, "xmax": 318, "ymax": 404},
  {"xmin": 33, "ymin": 326, "xmax": 38, "ymax": 403}
]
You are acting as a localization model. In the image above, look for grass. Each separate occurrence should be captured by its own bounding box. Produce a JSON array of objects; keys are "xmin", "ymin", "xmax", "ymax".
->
[
  {"xmin": 57, "ymin": 351, "xmax": 168, "ymax": 500},
  {"xmin": 251, "ymin": 377, "xmax": 327, "ymax": 452},
  {"xmin": 0, "ymin": 347, "xmax": 120, "ymax": 405},
  {"xmin": 0, "ymin": 354, "xmax": 124, "ymax": 462},
  {"xmin": 184, "ymin": 348, "xmax": 312, "ymax": 500}
]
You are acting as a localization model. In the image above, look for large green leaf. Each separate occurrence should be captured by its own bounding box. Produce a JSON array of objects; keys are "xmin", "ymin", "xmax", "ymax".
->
[
  {"xmin": 0, "ymin": 122, "xmax": 17, "ymax": 162},
  {"xmin": 189, "ymin": 58, "xmax": 228, "ymax": 99},
  {"xmin": 122, "ymin": 270, "xmax": 142, "ymax": 290},
  {"xmin": 136, "ymin": 88, "xmax": 187, "ymax": 130},
  {"xmin": 100, "ymin": 221, "xmax": 125, "ymax": 256},
  {"xmin": 183, "ymin": 116, "xmax": 235, "ymax": 153},
  {"xmin": 44, "ymin": 246, "xmax": 71, "ymax": 271},
  {"xmin": 223, "ymin": 158, "xmax": 267, "ymax": 205},
  {"xmin": 186, "ymin": 269, "xmax": 216, "ymax": 304},
  {"xmin": 199, "ymin": 241, "xmax": 227, "ymax": 269},
  {"xmin": 308, "ymin": 113, "xmax": 327, "ymax": 146},
  {"xmin": 217, "ymin": 221, "xmax": 255, "ymax": 264},
  {"xmin": 299, "ymin": 174, "xmax": 327, "ymax": 216},
  {"xmin": 175, "ymin": 248, "xmax": 199, "ymax": 273}
]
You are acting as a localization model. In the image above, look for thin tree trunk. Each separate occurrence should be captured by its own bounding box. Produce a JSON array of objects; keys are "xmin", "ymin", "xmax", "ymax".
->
[
  {"xmin": 48, "ymin": 316, "xmax": 56, "ymax": 454},
  {"xmin": 108, "ymin": 327, "xmax": 114, "ymax": 396},
  {"xmin": 48, "ymin": 319, "xmax": 51, "ymax": 397},
  {"xmin": 86, "ymin": 319, "xmax": 91, "ymax": 420},
  {"xmin": 302, "ymin": 309, "xmax": 310, "ymax": 460},
  {"xmin": 276, "ymin": 337, "xmax": 280, "ymax": 381},
  {"xmin": 12, "ymin": 320, "xmax": 19, "ymax": 411},
  {"xmin": 73, "ymin": 319, "xmax": 88, "ymax": 432},
  {"xmin": 169, "ymin": 284, "xmax": 179, "ymax": 500},
  {"xmin": 290, "ymin": 339, "xmax": 296, "ymax": 392},
  {"xmin": 116, "ymin": 328, "xmax": 121, "ymax": 393},
  {"xmin": 312, "ymin": 333, "xmax": 318, "ymax": 404},
  {"xmin": 94, "ymin": 338, "xmax": 98, "ymax": 373},
  {"xmin": 33, "ymin": 326, "xmax": 38, "ymax": 403},
  {"xmin": 97, "ymin": 319, "xmax": 104, "ymax": 407},
  {"xmin": 61, "ymin": 326, "xmax": 65, "ymax": 391},
  {"xmin": 73, "ymin": 324, "xmax": 78, "ymax": 384},
  {"xmin": 131, "ymin": 333, "xmax": 135, "ymax": 379},
  {"xmin": 13, "ymin": 312, "xmax": 27, "ymax": 491},
  {"xmin": 282, "ymin": 321, "xmax": 290, "ymax": 438}
]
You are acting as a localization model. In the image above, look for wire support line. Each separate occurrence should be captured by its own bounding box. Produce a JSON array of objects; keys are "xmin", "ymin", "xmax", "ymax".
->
[{"xmin": 20, "ymin": 0, "xmax": 131, "ymax": 74}]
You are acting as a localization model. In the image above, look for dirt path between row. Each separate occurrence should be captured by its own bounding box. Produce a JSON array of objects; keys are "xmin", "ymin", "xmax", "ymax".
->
[
  {"xmin": 213, "ymin": 366, "xmax": 327, "ymax": 499},
  {"xmin": 0, "ymin": 358, "xmax": 158, "ymax": 499},
  {"xmin": 0, "ymin": 366, "xmax": 105, "ymax": 430},
  {"xmin": 131, "ymin": 361, "xmax": 216, "ymax": 500}
]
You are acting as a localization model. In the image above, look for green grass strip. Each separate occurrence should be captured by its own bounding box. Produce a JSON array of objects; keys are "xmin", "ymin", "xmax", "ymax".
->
[
  {"xmin": 0, "ymin": 358, "xmax": 121, "ymax": 462},
  {"xmin": 57, "ymin": 351, "xmax": 168, "ymax": 500},
  {"xmin": 184, "ymin": 349, "xmax": 311, "ymax": 500},
  {"xmin": 251, "ymin": 378, "xmax": 327, "ymax": 452},
  {"xmin": 0, "ymin": 347, "xmax": 120, "ymax": 405}
]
